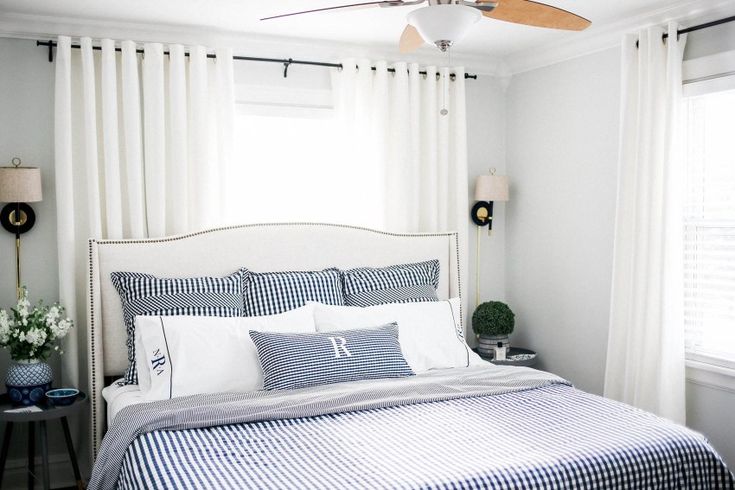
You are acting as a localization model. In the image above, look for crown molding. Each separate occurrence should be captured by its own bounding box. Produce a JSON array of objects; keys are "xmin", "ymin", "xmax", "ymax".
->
[
  {"xmin": 0, "ymin": 12, "xmax": 508, "ymax": 77},
  {"xmin": 505, "ymin": 0, "xmax": 735, "ymax": 75},
  {"xmin": 10, "ymin": 0, "xmax": 731, "ymax": 80}
]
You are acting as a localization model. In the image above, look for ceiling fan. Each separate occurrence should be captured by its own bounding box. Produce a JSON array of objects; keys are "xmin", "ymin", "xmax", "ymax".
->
[{"xmin": 261, "ymin": 0, "xmax": 591, "ymax": 53}]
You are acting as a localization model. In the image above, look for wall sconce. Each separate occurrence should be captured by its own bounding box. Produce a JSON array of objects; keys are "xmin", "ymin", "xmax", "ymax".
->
[
  {"xmin": 472, "ymin": 168, "xmax": 509, "ymax": 231},
  {"xmin": 471, "ymin": 168, "xmax": 509, "ymax": 306},
  {"xmin": 0, "ymin": 157, "xmax": 43, "ymax": 299}
]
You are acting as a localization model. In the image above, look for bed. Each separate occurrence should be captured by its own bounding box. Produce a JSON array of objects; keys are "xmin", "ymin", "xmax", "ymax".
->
[{"xmin": 87, "ymin": 223, "xmax": 734, "ymax": 489}]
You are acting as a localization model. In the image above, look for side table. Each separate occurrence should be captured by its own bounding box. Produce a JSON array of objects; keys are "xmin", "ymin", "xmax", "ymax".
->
[
  {"xmin": 473, "ymin": 347, "xmax": 539, "ymax": 367},
  {"xmin": 0, "ymin": 391, "xmax": 87, "ymax": 490}
]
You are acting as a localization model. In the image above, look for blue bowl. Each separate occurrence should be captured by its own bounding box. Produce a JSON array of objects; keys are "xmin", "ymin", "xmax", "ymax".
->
[{"xmin": 45, "ymin": 388, "xmax": 79, "ymax": 406}]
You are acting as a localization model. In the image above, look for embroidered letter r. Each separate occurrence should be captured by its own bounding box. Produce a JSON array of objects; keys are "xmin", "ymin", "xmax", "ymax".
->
[{"xmin": 328, "ymin": 336, "xmax": 351, "ymax": 358}]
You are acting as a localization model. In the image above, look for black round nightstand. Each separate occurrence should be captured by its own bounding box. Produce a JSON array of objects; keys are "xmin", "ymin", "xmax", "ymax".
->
[
  {"xmin": 474, "ymin": 347, "xmax": 538, "ymax": 367},
  {"xmin": 0, "ymin": 391, "xmax": 87, "ymax": 490}
]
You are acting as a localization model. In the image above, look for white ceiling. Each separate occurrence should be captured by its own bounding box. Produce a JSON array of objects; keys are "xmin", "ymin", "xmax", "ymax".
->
[{"xmin": 0, "ymin": 0, "xmax": 687, "ymax": 59}]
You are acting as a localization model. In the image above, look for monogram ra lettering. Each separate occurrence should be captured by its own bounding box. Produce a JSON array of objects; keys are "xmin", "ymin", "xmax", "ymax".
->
[{"xmin": 150, "ymin": 348, "xmax": 167, "ymax": 376}]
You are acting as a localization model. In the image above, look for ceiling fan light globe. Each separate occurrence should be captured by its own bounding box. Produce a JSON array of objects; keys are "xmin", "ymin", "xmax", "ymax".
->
[{"xmin": 407, "ymin": 5, "xmax": 481, "ymax": 47}]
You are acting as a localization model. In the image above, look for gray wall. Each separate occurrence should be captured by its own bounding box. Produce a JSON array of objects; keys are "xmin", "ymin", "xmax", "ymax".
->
[
  {"xmin": 0, "ymin": 40, "xmax": 59, "ymax": 331},
  {"xmin": 505, "ymin": 26, "xmax": 735, "ymax": 468},
  {"xmin": 506, "ymin": 47, "xmax": 620, "ymax": 396},
  {"xmin": 466, "ymin": 76, "xmax": 508, "ymax": 306},
  {"xmin": 0, "ymin": 37, "xmax": 74, "ymax": 487}
]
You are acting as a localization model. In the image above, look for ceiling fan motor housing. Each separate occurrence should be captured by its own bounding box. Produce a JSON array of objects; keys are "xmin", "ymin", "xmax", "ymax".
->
[{"xmin": 407, "ymin": 4, "xmax": 482, "ymax": 50}]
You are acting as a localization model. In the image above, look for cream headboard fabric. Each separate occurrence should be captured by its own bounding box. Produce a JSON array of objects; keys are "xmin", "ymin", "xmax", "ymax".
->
[{"xmin": 88, "ymin": 223, "xmax": 462, "ymax": 457}]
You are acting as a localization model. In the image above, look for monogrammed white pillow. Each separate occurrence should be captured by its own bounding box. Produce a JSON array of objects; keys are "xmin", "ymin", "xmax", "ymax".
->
[
  {"xmin": 311, "ymin": 299, "xmax": 484, "ymax": 374},
  {"xmin": 135, "ymin": 304, "xmax": 316, "ymax": 401}
]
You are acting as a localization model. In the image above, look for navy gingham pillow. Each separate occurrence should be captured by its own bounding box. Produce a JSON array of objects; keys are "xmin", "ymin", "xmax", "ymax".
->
[
  {"xmin": 243, "ymin": 268, "xmax": 344, "ymax": 317},
  {"xmin": 249, "ymin": 323, "xmax": 413, "ymax": 390},
  {"xmin": 341, "ymin": 259, "xmax": 440, "ymax": 307},
  {"xmin": 111, "ymin": 269, "xmax": 245, "ymax": 385}
]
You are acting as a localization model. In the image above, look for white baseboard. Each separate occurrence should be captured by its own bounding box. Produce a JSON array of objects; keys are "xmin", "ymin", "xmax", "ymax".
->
[{"xmin": 2, "ymin": 452, "xmax": 82, "ymax": 489}]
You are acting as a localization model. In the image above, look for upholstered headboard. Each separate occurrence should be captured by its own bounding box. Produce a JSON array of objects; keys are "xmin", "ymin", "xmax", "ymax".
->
[{"xmin": 87, "ymin": 223, "xmax": 462, "ymax": 457}]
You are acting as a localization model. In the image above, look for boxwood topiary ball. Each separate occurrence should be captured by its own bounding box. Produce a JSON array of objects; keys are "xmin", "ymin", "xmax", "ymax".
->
[{"xmin": 472, "ymin": 301, "xmax": 515, "ymax": 336}]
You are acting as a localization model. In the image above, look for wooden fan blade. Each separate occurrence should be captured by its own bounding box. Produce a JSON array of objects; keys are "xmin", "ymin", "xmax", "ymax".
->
[
  {"xmin": 481, "ymin": 0, "xmax": 590, "ymax": 31},
  {"xmin": 261, "ymin": 1, "xmax": 406, "ymax": 21},
  {"xmin": 399, "ymin": 25, "xmax": 424, "ymax": 53}
]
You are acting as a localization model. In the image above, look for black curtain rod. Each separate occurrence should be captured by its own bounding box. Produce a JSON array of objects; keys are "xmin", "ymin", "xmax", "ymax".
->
[
  {"xmin": 35, "ymin": 40, "xmax": 477, "ymax": 80},
  {"xmin": 636, "ymin": 14, "xmax": 735, "ymax": 47}
]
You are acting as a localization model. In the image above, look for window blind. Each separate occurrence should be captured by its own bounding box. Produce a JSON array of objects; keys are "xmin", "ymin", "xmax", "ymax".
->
[{"xmin": 683, "ymin": 89, "xmax": 735, "ymax": 364}]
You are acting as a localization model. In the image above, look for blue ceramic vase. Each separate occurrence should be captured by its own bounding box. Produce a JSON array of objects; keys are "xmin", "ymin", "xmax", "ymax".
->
[{"xmin": 5, "ymin": 360, "xmax": 53, "ymax": 406}]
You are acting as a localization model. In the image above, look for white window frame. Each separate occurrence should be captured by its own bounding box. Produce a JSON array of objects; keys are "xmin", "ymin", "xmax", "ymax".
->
[
  {"xmin": 681, "ymin": 49, "xmax": 735, "ymax": 392},
  {"xmin": 687, "ymin": 357, "xmax": 735, "ymax": 394},
  {"xmin": 234, "ymin": 84, "xmax": 333, "ymax": 118}
]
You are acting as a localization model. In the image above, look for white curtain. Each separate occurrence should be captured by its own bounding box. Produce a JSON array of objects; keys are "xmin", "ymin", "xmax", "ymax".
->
[
  {"xmin": 604, "ymin": 23, "xmax": 687, "ymax": 423},
  {"xmin": 54, "ymin": 36, "xmax": 235, "ymax": 389},
  {"xmin": 331, "ymin": 59, "xmax": 469, "ymax": 322}
]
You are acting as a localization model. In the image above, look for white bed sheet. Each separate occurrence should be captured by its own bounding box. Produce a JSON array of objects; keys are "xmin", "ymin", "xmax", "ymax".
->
[
  {"xmin": 102, "ymin": 380, "xmax": 147, "ymax": 425},
  {"xmin": 100, "ymin": 365, "xmax": 482, "ymax": 426}
]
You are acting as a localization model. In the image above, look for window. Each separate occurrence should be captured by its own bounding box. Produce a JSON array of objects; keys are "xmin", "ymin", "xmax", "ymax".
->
[
  {"xmin": 682, "ymin": 88, "xmax": 735, "ymax": 367},
  {"xmin": 230, "ymin": 85, "xmax": 384, "ymax": 228}
]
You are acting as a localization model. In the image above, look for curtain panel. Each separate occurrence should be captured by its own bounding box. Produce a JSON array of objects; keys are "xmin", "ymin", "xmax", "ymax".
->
[
  {"xmin": 331, "ymin": 59, "xmax": 470, "ymax": 327},
  {"xmin": 54, "ymin": 36, "xmax": 235, "ymax": 389},
  {"xmin": 604, "ymin": 23, "xmax": 687, "ymax": 423}
]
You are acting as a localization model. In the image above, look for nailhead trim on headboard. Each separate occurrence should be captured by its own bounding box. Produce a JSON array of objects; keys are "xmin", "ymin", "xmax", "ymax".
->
[
  {"xmin": 88, "ymin": 238, "xmax": 98, "ymax": 459},
  {"xmin": 87, "ymin": 222, "xmax": 463, "ymax": 460},
  {"xmin": 453, "ymin": 231, "xmax": 463, "ymax": 340}
]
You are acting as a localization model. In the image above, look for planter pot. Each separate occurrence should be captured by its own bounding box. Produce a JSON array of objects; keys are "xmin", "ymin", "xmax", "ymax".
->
[
  {"xmin": 477, "ymin": 334, "xmax": 510, "ymax": 358},
  {"xmin": 5, "ymin": 359, "xmax": 53, "ymax": 406}
]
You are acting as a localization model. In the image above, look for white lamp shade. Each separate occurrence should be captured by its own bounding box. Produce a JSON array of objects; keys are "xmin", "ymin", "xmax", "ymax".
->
[
  {"xmin": 475, "ymin": 174, "xmax": 509, "ymax": 202},
  {"xmin": 0, "ymin": 167, "xmax": 42, "ymax": 203},
  {"xmin": 407, "ymin": 5, "xmax": 481, "ymax": 45}
]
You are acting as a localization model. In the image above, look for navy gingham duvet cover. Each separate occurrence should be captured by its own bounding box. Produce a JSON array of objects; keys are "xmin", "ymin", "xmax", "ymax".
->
[{"xmin": 90, "ymin": 366, "xmax": 734, "ymax": 490}]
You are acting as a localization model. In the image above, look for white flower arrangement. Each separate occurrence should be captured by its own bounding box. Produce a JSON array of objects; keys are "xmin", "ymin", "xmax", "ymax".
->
[{"xmin": 0, "ymin": 288, "xmax": 73, "ymax": 361}]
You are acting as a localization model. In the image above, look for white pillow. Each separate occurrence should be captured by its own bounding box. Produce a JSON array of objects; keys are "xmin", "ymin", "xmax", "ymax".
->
[
  {"xmin": 312, "ymin": 299, "xmax": 483, "ymax": 373},
  {"xmin": 135, "ymin": 304, "xmax": 316, "ymax": 400}
]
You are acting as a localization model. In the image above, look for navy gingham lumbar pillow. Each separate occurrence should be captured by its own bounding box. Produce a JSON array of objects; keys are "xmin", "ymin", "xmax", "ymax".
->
[
  {"xmin": 243, "ymin": 268, "xmax": 344, "ymax": 317},
  {"xmin": 249, "ymin": 323, "xmax": 414, "ymax": 391},
  {"xmin": 111, "ymin": 269, "xmax": 245, "ymax": 385},
  {"xmin": 341, "ymin": 259, "xmax": 440, "ymax": 307}
]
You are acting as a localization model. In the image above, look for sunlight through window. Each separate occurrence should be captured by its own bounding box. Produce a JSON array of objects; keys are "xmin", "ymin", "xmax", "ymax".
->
[
  {"xmin": 683, "ymin": 88, "xmax": 735, "ymax": 365},
  {"xmin": 231, "ymin": 109, "xmax": 384, "ymax": 229}
]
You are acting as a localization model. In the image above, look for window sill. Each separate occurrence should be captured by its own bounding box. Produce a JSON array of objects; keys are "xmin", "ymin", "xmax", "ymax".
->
[{"xmin": 686, "ymin": 358, "xmax": 735, "ymax": 394}]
